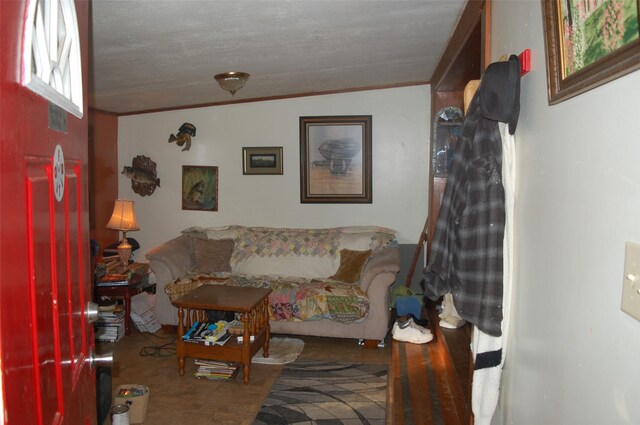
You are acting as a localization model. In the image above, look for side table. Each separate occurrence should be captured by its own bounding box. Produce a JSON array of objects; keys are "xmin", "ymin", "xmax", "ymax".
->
[{"xmin": 95, "ymin": 265, "xmax": 150, "ymax": 335}]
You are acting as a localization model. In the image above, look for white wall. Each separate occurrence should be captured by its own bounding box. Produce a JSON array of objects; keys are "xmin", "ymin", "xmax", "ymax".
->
[
  {"xmin": 491, "ymin": 1, "xmax": 640, "ymax": 424},
  {"xmin": 117, "ymin": 86, "xmax": 430, "ymax": 258}
]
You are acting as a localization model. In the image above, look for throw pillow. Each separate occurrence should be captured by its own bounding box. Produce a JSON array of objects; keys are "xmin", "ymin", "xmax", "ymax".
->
[
  {"xmin": 192, "ymin": 238, "xmax": 234, "ymax": 274},
  {"xmin": 329, "ymin": 248, "xmax": 372, "ymax": 283}
]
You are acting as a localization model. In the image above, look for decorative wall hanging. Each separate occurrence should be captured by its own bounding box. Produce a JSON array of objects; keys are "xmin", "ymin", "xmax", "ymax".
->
[
  {"xmin": 122, "ymin": 155, "xmax": 160, "ymax": 196},
  {"xmin": 168, "ymin": 123, "xmax": 197, "ymax": 151},
  {"xmin": 182, "ymin": 165, "xmax": 218, "ymax": 211},
  {"xmin": 542, "ymin": 0, "xmax": 640, "ymax": 104},
  {"xmin": 242, "ymin": 147, "xmax": 283, "ymax": 175},
  {"xmin": 300, "ymin": 115, "xmax": 372, "ymax": 204}
]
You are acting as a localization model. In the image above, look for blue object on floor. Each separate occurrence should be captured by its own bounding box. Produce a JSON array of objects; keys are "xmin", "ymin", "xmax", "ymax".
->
[{"xmin": 396, "ymin": 296, "xmax": 422, "ymax": 319}]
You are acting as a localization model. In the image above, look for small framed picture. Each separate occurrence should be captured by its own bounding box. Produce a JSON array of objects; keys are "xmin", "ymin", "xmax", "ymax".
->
[
  {"xmin": 242, "ymin": 147, "xmax": 283, "ymax": 175},
  {"xmin": 182, "ymin": 165, "xmax": 218, "ymax": 211}
]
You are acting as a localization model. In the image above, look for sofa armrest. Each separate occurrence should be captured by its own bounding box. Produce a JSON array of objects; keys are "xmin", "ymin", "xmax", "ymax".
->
[
  {"xmin": 145, "ymin": 234, "xmax": 194, "ymax": 281},
  {"xmin": 145, "ymin": 234, "xmax": 194, "ymax": 326},
  {"xmin": 359, "ymin": 246, "xmax": 400, "ymax": 293},
  {"xmin": 358, "ymin": 246, "xmax": 399, "ymax": 340}
]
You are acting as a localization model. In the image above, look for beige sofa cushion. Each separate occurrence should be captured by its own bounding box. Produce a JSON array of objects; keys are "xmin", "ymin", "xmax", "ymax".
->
[
  {"xmin": 182, "ymin": 225, "xmax": 237, "ymax": 240},
  {"xmin": 339, "ymin": 225, "xmax": 396, "ymax": 235},
  {"xmin": 338, "ymin": 231, "xmax": 396, "ymax": 254},
  {"xmin": 235, "ymin": 255, "xmax": 338, "ymax": 279},
  {"xmin": 231, "ymin": 227, "xmax": 341, "ymax": 278},
  {"xmin": 338, "ymin": 233, "xmax": 377, "ymax": 251}
]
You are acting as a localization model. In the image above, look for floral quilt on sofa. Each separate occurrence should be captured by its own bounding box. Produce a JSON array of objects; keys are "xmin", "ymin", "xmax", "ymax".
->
[{"xmin": 166, "ymin": 272, "xmax": 369, "ymax": 324}]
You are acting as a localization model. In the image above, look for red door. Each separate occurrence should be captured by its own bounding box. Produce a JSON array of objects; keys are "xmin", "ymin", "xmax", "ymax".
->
[{"xmin": 0, "ymin": 1, "xmax": 96, "ymax": 424}]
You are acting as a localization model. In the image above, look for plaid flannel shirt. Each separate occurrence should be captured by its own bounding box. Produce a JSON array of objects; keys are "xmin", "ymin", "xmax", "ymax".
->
[{"xmin": 423, "ymin": 95, "xmax": 505, "ymax": 337}]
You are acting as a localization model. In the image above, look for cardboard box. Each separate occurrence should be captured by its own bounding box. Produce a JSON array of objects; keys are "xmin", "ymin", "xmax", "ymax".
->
[
  {"xmin": 130, "ymin": 293, "xmax": 161, "ymax": 333},
  {"xmin": 114, "ymin": 384, "xmax": 149, "ymax": 424}
]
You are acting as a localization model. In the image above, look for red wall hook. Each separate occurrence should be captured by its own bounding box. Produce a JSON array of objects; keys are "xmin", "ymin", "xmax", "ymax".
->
[{"xmin": 519, "ymin": 49, "xmax": 531, "ymax": 76}]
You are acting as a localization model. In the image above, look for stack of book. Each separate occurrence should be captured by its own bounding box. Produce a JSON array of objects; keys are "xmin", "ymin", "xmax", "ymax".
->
[
  {"xmin": 94, "ymin": 303, "xmax": 125, "ymax": 342},
  {"xmin": 193, "ymin": 359, "xmax": 239, "ymax": 381},
  {"xmin": 96, "ymin": 273, "xmax": 129, "ymax": 287},
  {"xmin": 101, "ymin": 253, "xmax": 126, "ymax": 275},
  {"xmin": 182, "ymin": 321, "xmax": 231, "ymax": 346}
]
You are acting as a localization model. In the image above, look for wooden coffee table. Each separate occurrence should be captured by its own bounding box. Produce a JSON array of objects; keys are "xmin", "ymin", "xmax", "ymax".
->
[{"xmin": 172, "ymin": 284, "xmax": 271, "ymax": 384}]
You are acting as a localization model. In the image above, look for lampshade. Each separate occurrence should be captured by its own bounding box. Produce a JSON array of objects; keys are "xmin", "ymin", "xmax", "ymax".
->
[
  {"xmin": 214, "ymin": 71, "xmax": 250, "ymax": 96},
  {"xmin": 106, "ymin": 199, "xmax": 139, "ymax": 268},
  {"xmin": 106, "ymin": 199, "xmax": 140, "ymax": 232}
]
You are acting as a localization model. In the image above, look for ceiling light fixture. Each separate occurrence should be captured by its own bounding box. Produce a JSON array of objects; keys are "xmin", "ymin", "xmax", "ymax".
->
[{"xmin": 214, "ymin": 71, "xmax": 250, "ymax": 96}]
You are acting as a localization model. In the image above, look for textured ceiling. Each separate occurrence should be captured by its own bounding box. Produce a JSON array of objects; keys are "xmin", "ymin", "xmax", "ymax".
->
[{"xmin": 90, "ymin": 0, "xmax": 466, "ymax": 114}]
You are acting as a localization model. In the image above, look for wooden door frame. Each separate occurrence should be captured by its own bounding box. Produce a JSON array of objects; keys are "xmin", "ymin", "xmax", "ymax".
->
[{"xmin": 426, "ymin": 1, "xmax": 491, "ymax": 424}]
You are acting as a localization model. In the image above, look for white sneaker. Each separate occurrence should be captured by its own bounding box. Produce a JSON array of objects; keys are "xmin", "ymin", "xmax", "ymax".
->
[
  {"xmin": 393, "ymin": 318, "xmax": 430, "ymax": 334},
  {"xmin": 439, "ymin": 315, "xmax": 466, "ymax": 329},
  {"xmin": 392, "ymin": 319, "xmax": 433, "ymax": 344}
]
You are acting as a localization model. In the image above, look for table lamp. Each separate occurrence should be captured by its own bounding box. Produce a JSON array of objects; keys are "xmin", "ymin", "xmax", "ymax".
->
[{"xmin": 106, "ymin": 199, "xmax": 140, "ymax": 267}]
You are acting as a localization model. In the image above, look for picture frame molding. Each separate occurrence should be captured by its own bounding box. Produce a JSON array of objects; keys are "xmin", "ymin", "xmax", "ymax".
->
[
  {"xmin": 242, "ymin": 146, "xmax": 284, "ymax": 175},
  {"xmin": 541, "ymin": 0, "xmax": 640, "ymax": 105},
  {"xmin": 299, "ymin": 115, "xmax": 372, "ymax": 204}
]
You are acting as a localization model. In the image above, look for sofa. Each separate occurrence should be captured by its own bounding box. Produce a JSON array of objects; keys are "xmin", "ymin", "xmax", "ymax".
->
[{"xmin": 145, "ymin": 225, "xmax": 400, "ymax": 344}]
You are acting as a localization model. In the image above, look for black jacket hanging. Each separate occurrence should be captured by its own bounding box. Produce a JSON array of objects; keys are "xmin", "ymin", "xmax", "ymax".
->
[{"xmin": 423, "ymin": 56, "xmax": 520, "ymax": 337}]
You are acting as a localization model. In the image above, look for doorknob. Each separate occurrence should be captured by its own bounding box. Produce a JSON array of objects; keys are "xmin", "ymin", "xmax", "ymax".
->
[
  {"xmin": 86, "ymin": 301, "xmax": 100, "ymax": 323},
  {"xmin": 87, "ymin": 348, "xmax": 113, "ymax": 370}
]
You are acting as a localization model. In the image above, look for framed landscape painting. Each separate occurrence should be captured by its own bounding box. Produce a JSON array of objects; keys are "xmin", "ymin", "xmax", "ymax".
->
[
  {"xmin": 542, "ymin": 0, "xmax": 640, "ymax": 104},
  {"xmin": 242, "ymin": 147, "xmax": 283, "ymax": 175},
  {"xmin": 299, "ymin": 115, "xmax": 372, "ymax": 204},
  {"xmin": 182, "ymin": 165, "xmax": 218, "ymax": 211}
]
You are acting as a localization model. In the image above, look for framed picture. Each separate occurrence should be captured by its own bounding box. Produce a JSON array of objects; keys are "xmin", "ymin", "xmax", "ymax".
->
[
  {"xmin": 542, "ymin": 0, "xmax": 640, "ymax": 104},
  {"xmin": 242, "ymin": 147, "xmax": 283, "ymax": 175},
  {"xmin": 299, "ymin": 115, "xmax": 372, "ymax": 203},
  {"xmin": 182, "ymin": 165, "xmax": 218, "ymax": 211}
]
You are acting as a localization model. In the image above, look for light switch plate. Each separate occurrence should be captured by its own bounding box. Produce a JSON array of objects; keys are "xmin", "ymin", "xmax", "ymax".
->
[{"xmin": 622, "ymin": 241, "xmax": 640, "ymax": 321}]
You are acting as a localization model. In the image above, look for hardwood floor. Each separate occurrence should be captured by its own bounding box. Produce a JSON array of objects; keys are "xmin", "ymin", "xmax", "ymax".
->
[
  {"xmin": 99, "ymin": 318, "xmax": 469, "ymax": 424},
  {"xmin": 387, "ymin": 306, "xmax": 471, "ymax": 425},
  {"xmin": 386, "ymin": 292, "xmax": 474, "ymax": 423},
  {"xmin": 440, "ymin": 325, "xmax": 473, "ymax": 411},
  {"xmin": 99, "ymin": 330, "xmax": 390, "ymax": 424}
]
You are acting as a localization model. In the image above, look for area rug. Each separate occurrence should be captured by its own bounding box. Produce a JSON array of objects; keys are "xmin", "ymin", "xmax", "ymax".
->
[
  {"xmin": 253, "ymin": 359, "xmax": 387, "ymax": 425},
  {"xmin": 252, "ymin": 337, "xmax": 305, "ymax": 365}
]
